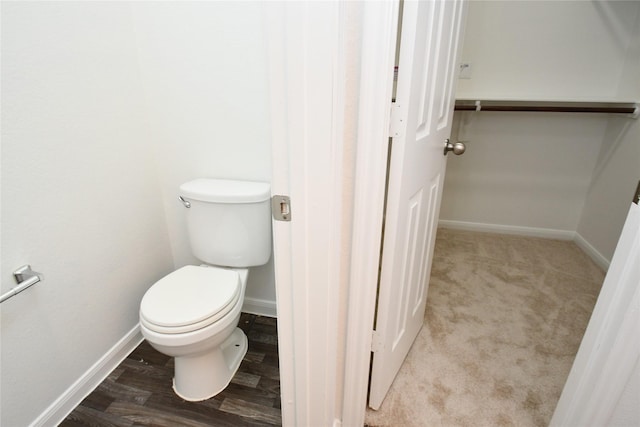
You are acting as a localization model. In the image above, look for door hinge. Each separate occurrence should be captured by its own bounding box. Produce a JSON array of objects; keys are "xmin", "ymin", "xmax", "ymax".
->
[
  {"xmin": 272, "ymin": 195, "xmax": 291, "ymax": 221},
  {"xmin": 371, "ymin": 330, "xmax": 383, "ymax": 353},
  {"xmin": 389, "ymin": 102, "xmax": 405, "ymax": 138},
  {"xmin": 634, "ymin": 180, "xmax": 640, "ymax": 205}
]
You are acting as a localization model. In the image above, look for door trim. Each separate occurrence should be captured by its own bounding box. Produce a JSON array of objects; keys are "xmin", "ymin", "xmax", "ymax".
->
[
  {"xmin": 265, "ymin": 2, "xmax": 352, "ymax": 425},
  {"xmin": 341, "ymin": 2, "xmax": 400, "ymax": 426}
]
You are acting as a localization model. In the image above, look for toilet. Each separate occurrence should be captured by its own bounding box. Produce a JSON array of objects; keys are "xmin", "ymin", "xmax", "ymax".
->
[{"xmin": 139, "ymin": 178, "xmax": 272, "ymax": 401}]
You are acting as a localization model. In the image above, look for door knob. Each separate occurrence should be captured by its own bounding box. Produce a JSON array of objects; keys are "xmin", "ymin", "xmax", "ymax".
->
[{"xmin": 444, "ymin": 139, "xmax": 466, "ymax": 156}]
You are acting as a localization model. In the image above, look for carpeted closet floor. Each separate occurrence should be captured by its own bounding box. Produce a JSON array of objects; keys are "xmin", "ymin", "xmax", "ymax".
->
[{"xmin": 365, "ymin": 228, "xmax": 605, "ymax": 427}]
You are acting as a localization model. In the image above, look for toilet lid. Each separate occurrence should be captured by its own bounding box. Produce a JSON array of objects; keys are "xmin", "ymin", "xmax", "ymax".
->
[{"xmin": 140, "ymin": 265, "xmax": 240, "ymax": 332}]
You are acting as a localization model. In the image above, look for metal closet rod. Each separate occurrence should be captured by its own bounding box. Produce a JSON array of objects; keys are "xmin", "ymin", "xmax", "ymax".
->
[{"xmin": 454, "ymin": 99, "xmax": 639, "ymax": 116}]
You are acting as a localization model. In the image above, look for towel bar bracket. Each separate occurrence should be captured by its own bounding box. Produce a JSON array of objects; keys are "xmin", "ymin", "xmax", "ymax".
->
[{"xmin": 0, "ymin": 265, "xmax": 44, "ymax": 303}]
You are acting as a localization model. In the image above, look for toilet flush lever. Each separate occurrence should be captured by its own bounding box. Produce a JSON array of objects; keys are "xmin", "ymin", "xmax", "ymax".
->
[{"xmin": 178, "ymin": 196, "xmax": 191, "ymax": 208}]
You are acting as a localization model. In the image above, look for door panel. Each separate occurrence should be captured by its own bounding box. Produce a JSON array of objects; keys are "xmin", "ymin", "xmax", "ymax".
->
[
  {"xmin": 551, "ymin": 199, "xmax": 640, "ymax": 425},
  {"xmin": 369, "ymin": 0, "xmax": 466, "ymax": 410}
]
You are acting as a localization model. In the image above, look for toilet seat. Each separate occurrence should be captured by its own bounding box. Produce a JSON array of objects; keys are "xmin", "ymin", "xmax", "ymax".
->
[{"xmin": 140, "ymin": 265, "xmax": 241, "ymax": 334}]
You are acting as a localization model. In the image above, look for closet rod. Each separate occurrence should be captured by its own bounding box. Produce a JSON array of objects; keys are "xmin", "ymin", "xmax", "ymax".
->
[{"xmin": 454, "ymin": 100, "xmax": 639, "ymax": 116}]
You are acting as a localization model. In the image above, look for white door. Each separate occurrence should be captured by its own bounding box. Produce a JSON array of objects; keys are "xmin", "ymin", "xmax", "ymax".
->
[
  {"xmin": 369, "ymin": 0, "xmax": 467, "ymax": 409},
  {"xmin": 550, "ymin": 189, "xmax": 640, "ymax": 426}
]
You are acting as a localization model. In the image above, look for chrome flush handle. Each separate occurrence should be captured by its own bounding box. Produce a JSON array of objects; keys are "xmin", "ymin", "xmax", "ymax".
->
[{"xmin": 178, "ymin": 196, "xmax": 191, "ymax": 208}]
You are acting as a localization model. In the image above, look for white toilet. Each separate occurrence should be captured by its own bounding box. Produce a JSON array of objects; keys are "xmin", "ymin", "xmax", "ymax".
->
[{"xmin": 139, "ymin": 178, "xmax": 272, "ymax": 401}]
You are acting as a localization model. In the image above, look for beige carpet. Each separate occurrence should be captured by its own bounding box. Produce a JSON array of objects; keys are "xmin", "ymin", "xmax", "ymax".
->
[{"xmin": 365, "ymin": 228, "xmax": 605, "ymax": 427}]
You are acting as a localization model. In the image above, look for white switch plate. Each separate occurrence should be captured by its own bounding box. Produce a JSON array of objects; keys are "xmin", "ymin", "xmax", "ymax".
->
[{"xmin": 459, "ymin": 63, "xmax": 472, "ymax": 79}]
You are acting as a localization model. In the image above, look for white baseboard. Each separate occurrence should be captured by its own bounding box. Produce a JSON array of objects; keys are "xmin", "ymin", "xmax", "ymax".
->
[
  {"xmin": 438, "ymin": 220, "xmax": 611, "ymax": 271},
  {"xmin": 30, "ymin": 324, "xmax": 143, "ymax": 427},
  {"xmin": 242, "ymin": 297, "xmax": 277, "ymax": 318},
  {"xmin": 574, "ymin": 232, "xmax": 611, "ymax": 271},
  {"xmin": 438, "ymin": 220, "xmax": 575, "ymax": 241},
  {"xmin": 30, "ymin": 300, "xmax": 275, "ymax": 427}
]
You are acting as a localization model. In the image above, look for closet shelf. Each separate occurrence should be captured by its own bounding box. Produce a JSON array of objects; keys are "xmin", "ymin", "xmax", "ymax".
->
[{"xmin": 454, "ymin": 99, "xmax": 639, "ymax": 117}]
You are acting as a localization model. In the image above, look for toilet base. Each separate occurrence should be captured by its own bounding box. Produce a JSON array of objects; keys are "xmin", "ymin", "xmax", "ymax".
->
[{"xmin": 172, "ymin": 328, "xmax": 248, "ymax": 401}]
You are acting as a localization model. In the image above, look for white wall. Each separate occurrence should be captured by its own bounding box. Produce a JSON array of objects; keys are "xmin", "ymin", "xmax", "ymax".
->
[
  {"xmin": 456, "ymin": 1, "xmax": 638, "ymax": 101},
  {"xmin": 441, "ymin": 1, "xmax": 640, "ymax": 263},
  {"xmin": 1, "ymin": 2, "xmax": 276, "ymax": 425},
  {"xmin": 575, "ymin": 117, "xmax": 640, "ymax": 263},
  {"xmin": 1, "ymin": 3, "xmax": 174, "ymax": 426},
  {"xmin": 577, "ymin": 6, "xmax": 640, "ymax": 263},
  {"xmin": 442, "ymin": 112, "xmax": 607, "ymax": 234},
  {"xmin": 130, "ymin": 2, "xmax": 275, "ymax": 315}
]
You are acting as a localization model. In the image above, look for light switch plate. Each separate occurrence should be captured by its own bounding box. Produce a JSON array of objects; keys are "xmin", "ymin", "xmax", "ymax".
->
[{"xmin": 459, "ymin": 63, "xmax": 472, "ymax": 79}]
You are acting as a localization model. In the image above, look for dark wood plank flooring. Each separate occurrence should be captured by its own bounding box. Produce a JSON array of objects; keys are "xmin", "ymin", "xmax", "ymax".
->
[{"xmin": 61, "ymin": 314, "xmax": 281, "ymax": 427}]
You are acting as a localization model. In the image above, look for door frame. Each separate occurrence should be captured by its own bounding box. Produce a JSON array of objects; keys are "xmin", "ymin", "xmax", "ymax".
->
[
  {"xmin": 265, "ymin": 2, "xmax": 364, "ymax": 425},
  {"xmin": 341, "ymin": 1, "xmax": 400, "ymax": 424},
  {"xmin": 266, "ymin": 1, "xmax": 398, "ymax": 426}
]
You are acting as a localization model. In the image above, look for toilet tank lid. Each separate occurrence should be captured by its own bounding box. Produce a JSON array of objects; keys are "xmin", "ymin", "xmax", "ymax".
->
[{"xmin": 180, "ymin": 179, "xmax": 270, "ymax": 203}]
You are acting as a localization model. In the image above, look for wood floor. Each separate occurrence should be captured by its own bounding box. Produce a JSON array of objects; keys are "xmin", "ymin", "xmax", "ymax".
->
[{"xmin": 61, "ymin": 314, "xmax": 281, "ymax": 427}]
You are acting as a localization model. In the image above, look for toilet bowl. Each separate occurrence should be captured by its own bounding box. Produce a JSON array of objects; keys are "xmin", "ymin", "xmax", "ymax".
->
[{"xmin": 140, "ymin": 265, "xmax": 249, "ymax": 401}]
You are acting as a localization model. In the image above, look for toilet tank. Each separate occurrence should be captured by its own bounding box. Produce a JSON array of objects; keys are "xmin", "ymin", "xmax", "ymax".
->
[{"xmin": 179, "ymin": 179, "xmax": 272, "ymax": 267}]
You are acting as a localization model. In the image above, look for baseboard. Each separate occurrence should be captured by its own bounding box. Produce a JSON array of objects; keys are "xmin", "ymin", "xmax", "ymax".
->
[
  {"xmin": 242, "ymin": 297, "xmax": 277, "ymax": 318},
  {"xmin": 438, "ymin": 220, "xmax": 611, "ymax": 271},
  {"xmin": 574, "ymin": 232, "xmax": 611, "ymax": 271},
  {"xmin": 438, "ymin": 220, "xmax": 575, "ymax": 241},
  {"xmin": 30, "ymin": 324, "xmax": 144, "ymax": 427}
]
